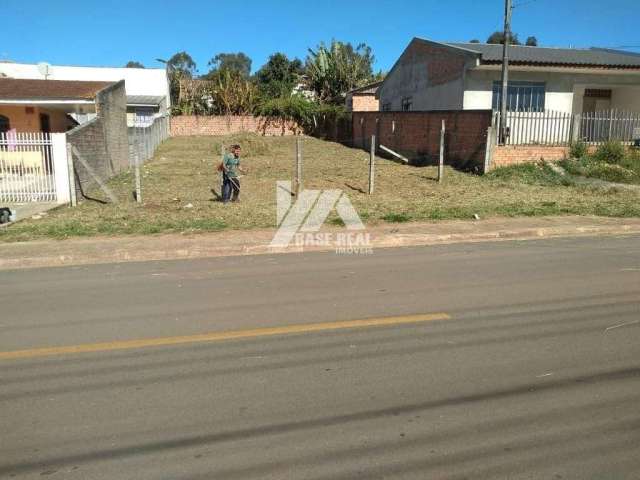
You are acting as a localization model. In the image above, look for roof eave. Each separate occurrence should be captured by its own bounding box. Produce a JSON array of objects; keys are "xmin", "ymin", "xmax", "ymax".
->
[
  {"xmin": 0, "ymin": 99, "xmax": 96, "ymax": 104},
  {"xmin": 476, "ymin": 60, "xmax": 640, "ymax": 71}
]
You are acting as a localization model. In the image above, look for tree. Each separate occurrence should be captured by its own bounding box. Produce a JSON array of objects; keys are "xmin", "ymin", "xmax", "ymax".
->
[
  {"xmin": 255, "ymin": 53, "xmax": 304, "ymax": 99},
  {"xmin": 486, "ymin": 31, "xmax": 521, "ymax": 45},
  {"xmin": 125, "ymin": 61, "xmax": 144, "ymax": 68},
  {"xmin": 206, "ymin": 52, "xmax": 252, "ymax": 78},
  {"xmin": 469, "ymin": 39, "xmax": 481, "ymax": 43},
  {"xmin": 210, "ymin": 69, "xmax": 258, "ymax": 114},
  {"xmin": 156, "ymin": 51, "xmax": 197, "ymax": 108},
  {"xmin": 305, "ymin": 40, "xmax": 375, "ymax": 104},
  {"xmin": 525, "ymin": 36, "xmax": 538, "ymax": 46},
  {"xmin": 158, "ymin": 51, "xmax": 197, "ymax": 77}
]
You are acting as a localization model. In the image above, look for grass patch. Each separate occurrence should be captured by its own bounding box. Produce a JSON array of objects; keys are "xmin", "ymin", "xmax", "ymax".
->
[
  {"xmin": 2, "ymin": 134, "xmax": 640, "ymax": 242},
  {"xmin": 559, "ymin": 153, "xmax": 640, "ymax": 185},
  {"xmin": 381, "ymin": 213, "xmax": 411, "ymax": 223}
]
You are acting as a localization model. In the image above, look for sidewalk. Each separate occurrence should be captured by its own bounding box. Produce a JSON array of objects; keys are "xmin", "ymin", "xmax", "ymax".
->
[{"xmin": 2, "ymin": 215, "xmax": 640, "ymax": 270}]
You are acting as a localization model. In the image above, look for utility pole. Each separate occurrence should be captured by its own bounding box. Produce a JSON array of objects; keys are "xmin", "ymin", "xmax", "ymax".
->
[{"xmin": 499, "ymin": 0, "xmax": 513, "ymax": 145}]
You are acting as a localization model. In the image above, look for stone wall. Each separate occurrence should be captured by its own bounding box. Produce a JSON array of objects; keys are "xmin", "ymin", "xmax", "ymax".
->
[
  {"xmin": 67, "ymin": 80, "xmax": 128, "ymax": 195},
  {"xmin": 170, "ymin": 115, "xmax": 300, "ymax": 136},
  {"xmin": 353, "ymin": 110, "xmax": 493, "ymax": 171}
]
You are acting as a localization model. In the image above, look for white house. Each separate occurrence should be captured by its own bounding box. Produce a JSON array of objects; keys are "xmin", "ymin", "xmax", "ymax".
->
[
  {"xmin": 378, "ymin": 38, "xmax": 640, "ymax": 115},
  {"xmin": 0, "ymin": 62, "xmax": 170, "ymax": 126}
]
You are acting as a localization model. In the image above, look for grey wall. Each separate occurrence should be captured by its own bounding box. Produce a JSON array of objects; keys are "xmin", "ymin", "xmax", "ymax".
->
[
  {"xmin": 378, "ymin": 39, "xmax": 475, "ymax": 111},
  {"xmin": 67, "ymin": 80, "xmax": 128, "ymax": 196}
]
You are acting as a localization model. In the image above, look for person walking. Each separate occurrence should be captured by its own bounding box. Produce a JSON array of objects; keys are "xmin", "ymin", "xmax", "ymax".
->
[{"xmin": 221, "ymin": 144, "xmax": 245, "ymax": 203}]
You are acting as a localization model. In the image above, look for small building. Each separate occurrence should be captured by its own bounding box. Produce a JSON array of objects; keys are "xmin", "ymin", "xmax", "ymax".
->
[
  {"xmin": 345, "ymin": 81, "xmax": 382, "ymax": 111},
  {"xmin": 377, "ymin": 38, "xmax": 640, "ymax": 114},
  {"xmin": 0, "ymin": 78, "xmax": 115, "ymax": 133},
  {"xmin": 0, "ymin": 62, "xmax": 170, "ymax": 126}
]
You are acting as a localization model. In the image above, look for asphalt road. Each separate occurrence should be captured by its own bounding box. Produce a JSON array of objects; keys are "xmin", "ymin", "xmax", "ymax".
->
[{"xmin": 1, "ymin": 235, "xmax": 639, "ymax": 479}]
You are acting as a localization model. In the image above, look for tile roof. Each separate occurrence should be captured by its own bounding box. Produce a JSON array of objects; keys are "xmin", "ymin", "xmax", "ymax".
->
[
  {"xmin": 446, "ymin": 42, "xmax": 640, "ymax": 68},
  {"xmin": 0, "ymin": 78, "xmax": 114, "ymax": 100}
]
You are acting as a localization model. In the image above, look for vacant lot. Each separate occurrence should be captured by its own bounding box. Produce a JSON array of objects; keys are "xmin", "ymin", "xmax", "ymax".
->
[{"xmin": 2, "ymin": 134, "xmax": 640, "ymax": 242}]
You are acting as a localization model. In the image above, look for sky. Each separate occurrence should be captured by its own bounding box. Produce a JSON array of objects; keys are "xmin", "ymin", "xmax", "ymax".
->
[{"xmin": 3, "ymin": 0, "xmax": 639, "ymax": 73}]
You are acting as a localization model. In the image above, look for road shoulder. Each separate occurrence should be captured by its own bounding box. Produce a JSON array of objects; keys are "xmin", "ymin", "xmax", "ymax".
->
[{"xmin": 1, "ymin": 215, "xmax": 640, "ymax": 270}]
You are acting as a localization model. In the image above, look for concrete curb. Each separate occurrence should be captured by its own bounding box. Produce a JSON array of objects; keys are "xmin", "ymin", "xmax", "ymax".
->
[{"xmin": 2, "ymin": 217, "xmax": 640, "ymax": 270}]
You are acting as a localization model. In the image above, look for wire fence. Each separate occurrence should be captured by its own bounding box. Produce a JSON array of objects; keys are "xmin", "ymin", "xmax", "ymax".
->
[{"xmin": 128, "ymin": 115, "xmax": 170, "ymax": 166}]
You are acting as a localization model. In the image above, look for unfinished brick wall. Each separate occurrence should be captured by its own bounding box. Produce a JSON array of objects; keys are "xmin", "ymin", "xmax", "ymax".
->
[
  {"xmin": 490, "ymin": 146, "xmax": 569, "ymax": 169},
  {"xmin": 170, "ymin": 115, "xmax": 300, "ymax": 136},
  {"xmin": 353, "ymin": 110, "xmax": 493, "ymax": 171},
  {"xmin": 67, "ymin": 80, "xmax": 128, "ymax": 196},
  {"xmin": 351, "ymin": 95, "xmax": 379, "ymax": 112}
]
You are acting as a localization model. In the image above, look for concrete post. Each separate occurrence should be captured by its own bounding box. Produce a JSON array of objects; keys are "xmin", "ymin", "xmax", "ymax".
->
[
  {"xmin": 438, "ymin": 120, "xmax": 445, "ymax": 182},
  {"xmin": 571, "ymin": 114, "xmax": 582, "ymax": 144},
  {"xmin": 368, "ymin": 135, "xmax": 376, "ymax": 194},
  {"xmin": 65, "ymin": 141, "xmax": 77, "ymax": 206}
]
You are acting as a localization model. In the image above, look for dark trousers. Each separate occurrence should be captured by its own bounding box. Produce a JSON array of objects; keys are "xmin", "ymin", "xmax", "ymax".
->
[{"xmin": 222, "ymin": 173, "xmax": 240, "ymax": 202}]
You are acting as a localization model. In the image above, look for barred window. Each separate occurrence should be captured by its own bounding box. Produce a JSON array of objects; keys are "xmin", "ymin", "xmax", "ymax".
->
[
  {"xmin": 401, "ymin": 97, "xmax": 412, "ymax": 112},
  {"xmin": 492, "ymin": 81, "xmax": 545, "ymax": 112}
]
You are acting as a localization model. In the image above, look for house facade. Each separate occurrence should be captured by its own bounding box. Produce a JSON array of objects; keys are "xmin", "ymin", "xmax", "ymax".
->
[
  {"xmin": 378, "ymin": 38, "xmax": 640, "ymax": 115},
  {"xmin": 0, "ymin": 78, "xmax": 116, "ymax": 134},
  {"xmin": 0, "ymin": 62, "xmax": 170, "ymax": 126}
]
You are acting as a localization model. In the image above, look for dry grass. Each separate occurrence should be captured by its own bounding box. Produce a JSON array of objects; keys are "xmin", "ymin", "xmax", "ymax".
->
[{"xmin": 2, "ymin": 133, "xmax": 640, "ymax": 242}]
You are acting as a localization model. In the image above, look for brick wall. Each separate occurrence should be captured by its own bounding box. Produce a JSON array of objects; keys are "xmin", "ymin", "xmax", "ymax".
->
[
  {"xmin": 489, "ymin": 145, "xmax": 602, "ymax": 170},
  {"xmin": 67, "ymin": 80, "xmax": 128, "ymax": 195},
  {"xmin": 352, "ymin": 95, "xmax": 379, "ymax": 112},
  {"xmin": 490, "ymin": 146, "xmax": 568, "ymax": 169},
  {"xmin": 353, "ymin": 110, "xmax": 493, "ymax": 171},
  {"xmin": 170, "ymin": 115, "xmax": 300, "ymax": 136}
]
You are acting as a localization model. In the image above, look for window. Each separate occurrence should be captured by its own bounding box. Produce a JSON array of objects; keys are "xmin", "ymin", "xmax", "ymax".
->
[
  {"xmin": 0, "ymin": 115, "xmax": 10, "ymax": 133},
  {"xmin": 492, "ymin": 81, "xmax": 545, "ymax": 112},
  {"xmin": 382, "ymin": 102, "xmax": 391, "ymax": 112},
  {"xmin": 401, "ymin": 97, "xmax": 412, "ymax": 111}
]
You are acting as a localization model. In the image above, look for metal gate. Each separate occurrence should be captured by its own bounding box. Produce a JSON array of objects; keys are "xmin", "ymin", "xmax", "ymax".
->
[{"xmin": 0, "ymin": 132, "xmax": 57, "ymax": 202}]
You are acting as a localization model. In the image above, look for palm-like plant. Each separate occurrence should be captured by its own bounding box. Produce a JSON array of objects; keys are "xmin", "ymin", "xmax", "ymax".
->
[{"xmin": 305, "ymin": 41, "xmax": 375, "ymax": 103}]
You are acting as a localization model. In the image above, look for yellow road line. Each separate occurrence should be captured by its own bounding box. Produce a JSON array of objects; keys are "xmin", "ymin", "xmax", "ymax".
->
[{"xmin": 0, "ymin": 313, "xmax": 450, "ymax": 361}]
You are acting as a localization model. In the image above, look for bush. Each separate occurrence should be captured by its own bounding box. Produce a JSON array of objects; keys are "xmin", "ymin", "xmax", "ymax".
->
[
  {"xmin": 594, "ymin": 141, "xmax": 626, "ymax": 164},
  {"xmin": 486, "ymin": 162, "xmax": 566, "ymax": 186},
  {"xmin": 256, "ymin": 95, "xmax": 318, "ymax": 129},
  {"xmin": 569, "ymin": 141, "xmax": 588, "ymax": 159},
  {"xmin": 584, "ymin": 163, "xmax": 638, "ymax": 184}
]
